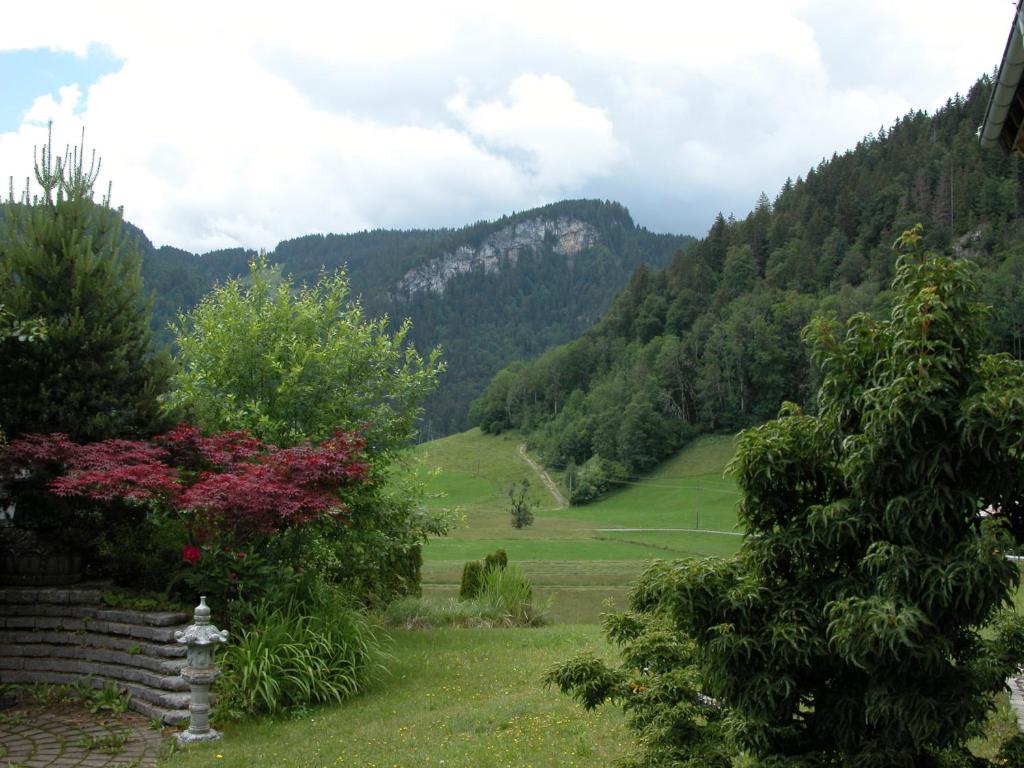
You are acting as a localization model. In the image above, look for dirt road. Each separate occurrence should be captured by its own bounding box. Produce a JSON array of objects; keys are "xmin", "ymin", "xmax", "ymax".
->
[{"xmin": 518, "ymin": 444, "xmax": 568, "ymax": 509}]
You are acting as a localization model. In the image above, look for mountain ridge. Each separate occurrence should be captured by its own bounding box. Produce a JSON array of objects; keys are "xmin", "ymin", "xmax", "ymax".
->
[
  {"xmin": 472, "ymin": 75, "xmax": 1024, "ymax": 502},
  {"xmin": 130, "ymin": 198, "xmax": 694, "ymax": 437}
]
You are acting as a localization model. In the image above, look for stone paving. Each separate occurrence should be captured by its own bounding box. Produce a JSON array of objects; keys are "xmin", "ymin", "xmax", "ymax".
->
[{"xmin": 0, "ymin": 703, "xmax": 167, "ymax": 767}]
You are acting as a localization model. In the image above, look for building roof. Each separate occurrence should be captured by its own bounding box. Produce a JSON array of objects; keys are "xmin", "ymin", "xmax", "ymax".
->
[{"xmin": 981, "ymin": 1, "xmax": 1024, "ymax": 153}]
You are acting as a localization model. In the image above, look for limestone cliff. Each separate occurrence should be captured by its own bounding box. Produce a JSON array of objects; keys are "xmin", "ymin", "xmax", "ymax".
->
[{"xmin": 396, "ymin": 217, "xmax": 599, "ymax": 296}]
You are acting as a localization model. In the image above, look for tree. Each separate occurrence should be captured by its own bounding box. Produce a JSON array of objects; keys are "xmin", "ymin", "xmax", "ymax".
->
[
  {"xmin": 0, "ymin": 126, "xmax": 170, "ymax": 441},
  {"xmin": 508, "ymin": 479, "xmax": 536, "ymax": 528},
  {"xmin": 550, "ymin": 227, "xmax": 1024, "ymax": 766},
  {"xmin": 166, "ymin": 255, "xmax": 444, "ymax": 454},
  {"xmin": 165, "ymin": 257, "xmax": 447, "ymax": 605}
]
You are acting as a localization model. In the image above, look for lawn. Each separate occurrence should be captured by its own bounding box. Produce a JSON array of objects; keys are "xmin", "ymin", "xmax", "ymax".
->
[
  {"xmin": 417, "ymin": 431, "xmax": 741, "ymax": 622},
  {"xmin": 164, "ymin": 626, "xmax": 632, "ymax": 768}
]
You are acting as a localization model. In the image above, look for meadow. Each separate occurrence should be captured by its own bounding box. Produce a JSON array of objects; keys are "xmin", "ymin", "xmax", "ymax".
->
[
  {"xmin": 162, "ymin": 433, "xmax": 1021, "ymax": 767},
  {"xmin": 416, "ymin": 429, "xmax": 741, "ymax": 623},
  {"xmin": 163, "ymin": 626, "xmax": 633, "ymax": 768}
]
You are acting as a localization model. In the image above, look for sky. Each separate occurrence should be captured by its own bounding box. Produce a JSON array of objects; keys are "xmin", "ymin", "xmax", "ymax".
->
[{"xmin": 0, "ymin": 1, "xmax": 1018, "ymax": 253}]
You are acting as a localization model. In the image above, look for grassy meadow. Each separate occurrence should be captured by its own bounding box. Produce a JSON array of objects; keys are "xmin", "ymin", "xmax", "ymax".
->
[
  {"xmin": 162, "ymin": 431, "xmax": 1021, "ymax": 767},
  {"xmin": 416, "ymin": 429, "xmax": 741, "ymax": 623},
  {"xmin": 164, "ymin": 626, "xmax": 632, "ymax": 768}
]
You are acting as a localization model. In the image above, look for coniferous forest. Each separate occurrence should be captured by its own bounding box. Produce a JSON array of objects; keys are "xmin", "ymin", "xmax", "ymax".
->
[
  {"xmin": 132, "ymin": 199, "xmax": 690, "ymax": 439},
  {"xmin": 471, "ymin": 75, "xmax": 1024, "ymax": 501}
]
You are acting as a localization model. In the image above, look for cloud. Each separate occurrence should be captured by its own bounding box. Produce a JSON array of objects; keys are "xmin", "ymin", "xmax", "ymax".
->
[
  {"xmin": 447, "ymin": 74, "xmax": 623, "ymax": 190},
  {"xmin": 0, "ymin": 1, "xmax": 1016, "ymax": 249}
]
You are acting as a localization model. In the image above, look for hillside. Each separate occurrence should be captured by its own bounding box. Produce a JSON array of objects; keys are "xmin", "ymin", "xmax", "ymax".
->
[
  {"xmin": 132, "ymin": 199, "xmax": 692, "ymax": 437},
  {"xmin": 417, "ymin": 429, "xmax": 739, "ymax": 622},
  {"xmin": 472, "ymin": 75, "xmax": 1024, "ymax": 499}
]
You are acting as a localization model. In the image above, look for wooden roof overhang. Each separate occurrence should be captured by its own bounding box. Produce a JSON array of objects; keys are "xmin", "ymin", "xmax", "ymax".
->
[{"xmin": 981, "ymin": 1, "xmax": 1024, "ymax": 153}]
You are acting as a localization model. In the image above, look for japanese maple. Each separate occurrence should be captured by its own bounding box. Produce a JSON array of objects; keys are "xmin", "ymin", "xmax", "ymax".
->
[{"xmin": 3, "ymin": 425, "xmax": 370, "ymax": 541}]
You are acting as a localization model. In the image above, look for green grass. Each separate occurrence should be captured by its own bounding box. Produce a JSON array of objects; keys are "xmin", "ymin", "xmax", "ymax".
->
[
  {"xmin": 416, "ymin": 431, "xmax": 741, "ymax": 623},
  {"xmin": 418, "ymin": 428, "xmax": 553, "ymax": 515},
  {"xmin": 164, "ymin": 626, "xmax": 632, "ymax": 768}
]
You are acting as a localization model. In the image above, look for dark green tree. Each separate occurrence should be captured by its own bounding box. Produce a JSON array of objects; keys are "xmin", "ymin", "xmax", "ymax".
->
[
  {"xmin": 550, "ymin": 227, "xmax": 1024, "ymax": 766},
  {"xmin": 0, "ymin": 127, "xmax": 170, "ymax": 441}
]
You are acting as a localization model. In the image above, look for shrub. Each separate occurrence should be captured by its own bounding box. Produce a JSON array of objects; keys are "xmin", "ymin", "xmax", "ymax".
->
[
  {"xmin": 217, "ymin": 579, "xmax": 383, "ymax": 718},
  {"xmin": 460, "ymin": 560, "xmax": 484, "ymax": 599},
  {"xmin": 570, "ymin": 455, "xmax": 627, "ymax": 504},
  {"xmin": 508, "ymin": 480, "xmax": 535, "ymax": 528},
  {"xmin": 388, "ymin": 564, "xmax": 547, "ymax": 629},
  {"xmin": 545, "ymin": 599, "xmax": 729, "ymax": 768},
  {"xmin": 478, "ymin": 564, "xmax": 536, "ymax": 625},
  {"xmin": 1, "ymin": 426, "xmax": 371, "ymax": 593},
  {"xmin": 483, "ymin": 548, "xmax": 508, "ymax": 572},
  {"xmin": 552, "ymin": 228, "xmax": 1024, "ymax": 765},
  {"xmin": 166, "ymin": 255, "xmax": 442, "ymax": 454}
]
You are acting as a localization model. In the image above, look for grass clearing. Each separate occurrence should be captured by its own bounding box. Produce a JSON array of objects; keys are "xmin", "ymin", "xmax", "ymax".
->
[
  {"xmin": 417, "ymin": 431, "xmax": 741, "ymax": 622},
  {"xmin": 164, "ymin": 626, "xmax": 632, "ymax": 768}
]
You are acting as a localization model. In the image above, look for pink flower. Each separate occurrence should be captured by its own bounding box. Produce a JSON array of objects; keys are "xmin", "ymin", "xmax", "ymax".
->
[{"xmin": 182, "ymin": 545, "xmax": 202, "ymax": 564}]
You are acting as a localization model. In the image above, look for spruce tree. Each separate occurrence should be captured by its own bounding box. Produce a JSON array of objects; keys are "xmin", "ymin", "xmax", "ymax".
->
[{"xmin": 0, "ymin": 126, "xmax": 169, "ymax": 441}]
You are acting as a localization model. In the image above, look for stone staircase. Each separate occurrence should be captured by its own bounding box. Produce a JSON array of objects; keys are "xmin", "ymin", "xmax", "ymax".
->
[{"xmin": 0, "ymin": 584, "xmax": 191, "ymax": 724}]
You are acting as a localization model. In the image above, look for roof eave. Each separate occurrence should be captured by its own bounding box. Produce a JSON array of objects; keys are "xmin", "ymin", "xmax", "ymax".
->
[{"xmin": 981, "ymin": 1, "xmax": 1024, "ymax": 152}]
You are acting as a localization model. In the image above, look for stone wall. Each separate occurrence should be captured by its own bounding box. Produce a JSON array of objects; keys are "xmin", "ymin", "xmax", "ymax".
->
[{"xmin": 0, "ymin": 584, "xmax": 190, "ymax": 723}]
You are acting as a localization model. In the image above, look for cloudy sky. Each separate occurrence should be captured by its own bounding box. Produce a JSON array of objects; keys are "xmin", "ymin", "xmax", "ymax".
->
[{"xmin": 0, "ymin": 1, "xmax": 1017, "ymax": 252}]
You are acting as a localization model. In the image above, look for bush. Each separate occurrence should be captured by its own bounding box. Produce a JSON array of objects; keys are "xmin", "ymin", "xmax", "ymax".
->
[
  {"xmin": 461, "ymin": 549, "xmax": 510, "ymax": 599},
  {"xmin": 217, "ymin": 579, "xmax": 383, "ymax": 718},
  {"xmin": 570, "ymin": 455, "xmax": 627, "ymax": 504},
  {"xmin": 508, "ymin": 480, "xmax": 535, "ymax": 528},
  {"xmin": 478, "ymin": 564, "xmax": 536, "ymax": 625},
  {"xmin": 166, "ymin": 255, "xmax": 442, "ymax": 453},
  {"xmin": 460, "ymin": 560, "xmax": 484, "ymax": 599},
  {"xmin": 483, "ymin": 548, "xmax": 508, "ymax": 572},
  {"xmin": 559, "ymin": 229, "xmax": 1024, "ymax": 765},
  {"xmin": 386, "ymin": 565, "xmax": 547, "ymax": 629},
  {"xmin": 545, "ymin": 598, "xmax": 729, "ymax": 768}
]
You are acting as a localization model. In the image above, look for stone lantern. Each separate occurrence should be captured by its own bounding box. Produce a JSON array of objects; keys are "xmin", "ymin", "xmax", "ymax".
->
[{"xmin": 174, "ymin": 596, "xmax": 229, "ymax": 744}]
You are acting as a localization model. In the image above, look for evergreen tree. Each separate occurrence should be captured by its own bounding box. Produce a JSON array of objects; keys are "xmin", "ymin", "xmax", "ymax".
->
[
  {"xmin": 0, "ymin": 127, "xmax": 170, "ymax": 441},
  {"xmin": 549, "ymin": 227, "xmax": 1024, "ymax": 766}
]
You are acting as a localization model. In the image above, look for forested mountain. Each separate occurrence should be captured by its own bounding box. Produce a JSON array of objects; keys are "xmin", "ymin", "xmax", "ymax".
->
[
  {"xmin": 132, "ymin": 199, "xmax": 691, "ymax": 437},
  {"xmin": 471, "ymin": 75, "xmax": 1024, "ymax": 502}
]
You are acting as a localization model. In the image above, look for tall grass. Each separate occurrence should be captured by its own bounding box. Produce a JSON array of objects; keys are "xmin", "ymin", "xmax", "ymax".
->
[
  {"xmin": 217, "ymin": 581, "xmax": 384, "ymax": 717},
  {"xmin": 385, "ymin": 564, "xmax": 547, "ymax": 628}
]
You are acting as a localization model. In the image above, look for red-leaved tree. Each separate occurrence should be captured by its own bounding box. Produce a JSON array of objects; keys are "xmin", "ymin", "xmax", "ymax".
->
[{"xmin": 3, "ymin": 425, "xmax": 370, "ymax": 542}]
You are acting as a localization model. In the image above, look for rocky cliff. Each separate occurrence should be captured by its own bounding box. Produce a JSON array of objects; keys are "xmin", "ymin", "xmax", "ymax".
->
[{"xmin": 396, "ymin": 217, "xmax": 599, "ymax": 296}]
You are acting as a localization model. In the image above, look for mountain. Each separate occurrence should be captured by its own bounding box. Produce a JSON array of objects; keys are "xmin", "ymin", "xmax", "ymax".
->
[
  {"xmin": 472, "ymin": 75, "xmax": 1024, "ymax": 503},
  {"xmin": 132, "ymin": 199, "xmax": 693, "ymax": 437}
]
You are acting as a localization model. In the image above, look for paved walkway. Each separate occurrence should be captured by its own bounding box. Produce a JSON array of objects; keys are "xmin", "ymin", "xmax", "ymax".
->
[{"xmin": 0, "ymin": 704, "xmax": 166, "ymax": 767}]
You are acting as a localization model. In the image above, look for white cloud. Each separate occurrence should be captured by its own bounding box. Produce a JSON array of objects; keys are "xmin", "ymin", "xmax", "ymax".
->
[
  {"xmin": 447, "ymin": 74, "xmax": 623, "ymax": 190},
  {"xmin": 0, "ymin": 0, "xmax": 1017, "ymax": 248}
]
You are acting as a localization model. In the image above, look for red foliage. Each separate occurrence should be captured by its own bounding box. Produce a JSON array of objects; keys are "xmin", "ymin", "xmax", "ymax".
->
[
  {"xmin": 50, "ymin": 440, "xmax": 178, "ymax": 502},
  {"xmin": 3, "ymin": 426, "xmax": 370, "ymax": 541},
  {"xmin": 154, "ymin": 424, "xmax": 263, "ymax": 469},
  {"xmin": 2, "ymin": 432, "xmax": 78, "ymax": 468}
]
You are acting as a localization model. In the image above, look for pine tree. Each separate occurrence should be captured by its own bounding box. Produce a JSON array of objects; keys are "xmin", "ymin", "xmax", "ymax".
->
[{"xmin": 0, "ymin": 126, "xmax": 170, "ymax": 441}]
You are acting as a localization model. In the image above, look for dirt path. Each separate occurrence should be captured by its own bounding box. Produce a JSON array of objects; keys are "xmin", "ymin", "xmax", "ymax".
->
[{"xmin": 518, "ymin": 444, "xmax": 568, "ymax": 509}]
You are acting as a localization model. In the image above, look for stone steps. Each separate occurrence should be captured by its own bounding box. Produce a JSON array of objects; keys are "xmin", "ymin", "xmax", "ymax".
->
[{"xmin": 0, "ymin": 585, "xmax": 192, "ymax": 724}]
